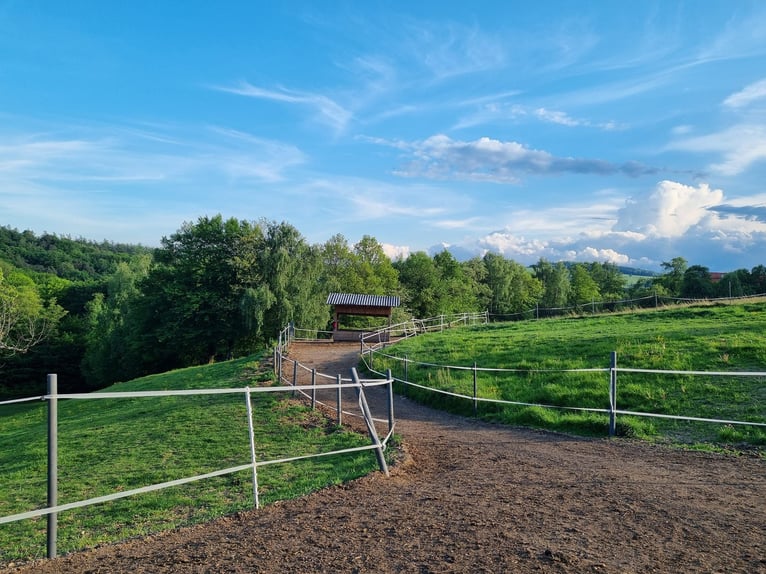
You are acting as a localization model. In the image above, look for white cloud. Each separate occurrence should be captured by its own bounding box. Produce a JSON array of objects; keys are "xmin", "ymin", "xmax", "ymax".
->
[
  {"xmin": 214, "ymin": 81, "xmax": 353, "ymax": 134},
  {"xmin": 404, "ymin": 20, "xmax": 506, "ymax": 81},
  {"xmin": 614, "ymin": 181, "xmax": 724, "ymax": 237},
  {"xmin": 381, "ymin": 243, "xmax": 410, "ymax": 261},
  {"xmin": 533, "ymin": 107, "xmax": 581, "ymax": 127},
  {"xmin": 453, "ymin": 101, "xmax": 623, "ymax": 132},
  {"xmin": 723, "ymin": 78, "xmax": 766, "ymax": 108},
  {"xmin": 667, "ymin": 124, "xmax": 766, "ymax": 175},
  {"xmin": 391, "ymin": 134, "xmax": 658, "ymax": 183}
]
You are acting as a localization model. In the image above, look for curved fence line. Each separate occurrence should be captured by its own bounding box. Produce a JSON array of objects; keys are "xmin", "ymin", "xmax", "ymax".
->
[
  {"xmin": 274, "ymin": 349, "xmax": 393, "ymax": 426},
  {"xmin": 2, "ymin": 358, "xmax": 396, "ymax": 560},
  {"xmin": 486, "ymin": 291, "xmax": 766, "ymax": 321},
  {"xmin": 0, "ymin": 395, "xmax": 45, "ymax": 406},
  {"xmin": 350, "ymin": 315, "xmax": 765, "ymax": 431},
  {"xmin": 371, "ymin": 348, "xmax": 609, "ymax": 374}
]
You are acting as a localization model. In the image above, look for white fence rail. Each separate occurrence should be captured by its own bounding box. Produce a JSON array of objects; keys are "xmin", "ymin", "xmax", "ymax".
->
[
  {"xmin": 0, "ymin": 362, "xmax": 395, "ymax": 560},
  {"xmin": 360, "ymin": 345, "xmax": 766, "ymax": 433}
]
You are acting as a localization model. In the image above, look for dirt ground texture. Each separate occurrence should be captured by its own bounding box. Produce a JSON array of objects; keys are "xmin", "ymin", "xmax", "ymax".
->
[{"xmin": 4, "ymin": 342, "xmax": 765, "ymax": 574}]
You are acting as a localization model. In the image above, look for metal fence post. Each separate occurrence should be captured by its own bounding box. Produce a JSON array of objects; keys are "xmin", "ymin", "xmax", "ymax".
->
[
  {"xmin": 47, "ymin": 374, "xmax": 58, "ymax": 559},
  {"xmin": 351, "ymin": 368, "xmax": 389, "ymax": 476},
  {"xmin": 473, "ymin": 362, "xmax": 478, "ymax": 417},
  {"xmin": 609, "ymin": 352, "xmax": 617, "ymax": 436},
  {"xmin": 387, "ymin": 369, "xmax": 394, "ymax": 434},
  {"xmin": 244, "ymin": 388, "xmax": 260, "ymax": 509},
  {"xmin": 292, "ymin": 360, "xmax": 298, "ymax": 398},
  {"xmin": 336, "ymin": 374, "xmax": 342, "ymax": 426},
  {"xmin": 403, "ymin": 355, "xmax": 408, "ymax": 397},
  {"xmin": 311, "ymin": 368, "xmax": 316, "ymax": 410}
]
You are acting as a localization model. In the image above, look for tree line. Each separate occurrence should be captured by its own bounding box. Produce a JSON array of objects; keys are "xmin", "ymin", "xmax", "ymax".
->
[{"xmin": 1, "ymin": 218, "xmax": 764, "ymax": 398}]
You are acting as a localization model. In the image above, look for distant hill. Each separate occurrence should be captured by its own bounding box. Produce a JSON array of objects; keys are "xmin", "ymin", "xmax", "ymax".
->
[
  {"xmin": 617, "ymin": 265, "xmax": 660, "ymax": 277},
  {"xmin": 0, "ymin": 225, "xmax": 152, "ymax": 282}
]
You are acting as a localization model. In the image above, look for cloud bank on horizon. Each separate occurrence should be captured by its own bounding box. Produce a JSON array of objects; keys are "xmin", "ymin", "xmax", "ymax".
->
[{"xmin": 1, "ymin": 1, "xmax": 765, "ymax": 271}]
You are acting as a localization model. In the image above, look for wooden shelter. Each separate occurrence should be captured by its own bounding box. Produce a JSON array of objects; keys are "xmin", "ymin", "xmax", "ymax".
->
[{"xmin": 326, "ymin": 293, "xmax": 400, "ymax": 341}]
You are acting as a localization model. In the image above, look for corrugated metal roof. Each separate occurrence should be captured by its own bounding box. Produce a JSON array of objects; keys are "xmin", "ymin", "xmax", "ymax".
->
[{"xmin": 326, "ymin": 293, "xmax": 400, "ymax": 307}]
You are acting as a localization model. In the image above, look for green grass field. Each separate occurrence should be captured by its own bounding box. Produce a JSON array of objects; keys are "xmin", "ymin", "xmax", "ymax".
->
[
  {"xmin": 371, "ymin": 301, "xmax": 766, "ymax": 449},
  {"xmin": 0, "ymin": 353, "xmax": 386, "ymax": 564}
]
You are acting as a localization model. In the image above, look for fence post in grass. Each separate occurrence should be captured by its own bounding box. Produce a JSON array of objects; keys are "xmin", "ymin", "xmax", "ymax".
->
[
  {"xmin": 609, "ymin": 352, "xmax": 617, "ymax": 436},
  {"xmin": 351, "ymin": 368, "xmax": 389, "ymax": 476},
  {"xmin": 292, "ymin": 360, "xmax": 298, "ymax": 398},
  {"xmin": 244, "ymin": 387, "xmax": 260, "ymax": 509},
  {"xmin": 404, "ymin": 355, "xmax": 408, "ymax": 397},
  {"xmin": 336, "ymin": 374, "xmax": 342, "ymax": 426},
  {"xmin": 47, "ymin": 373, "xmax": 58, "ymax": 559},
  {"xmin": 387, "ymin": 368, "xmax": 394, "ymax": 434},
  {"xmin": 473, "ymin": 362, "xmax": 478, "ymax": 418},
  {"xmin": 311, "ymin": 368, "xmax": 317, "ymax": 409}
]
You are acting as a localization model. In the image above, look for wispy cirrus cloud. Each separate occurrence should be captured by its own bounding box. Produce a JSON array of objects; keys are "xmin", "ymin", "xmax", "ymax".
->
[
  {"xmin": 724, "ymin": 78, "xmax": 766, "ymax": 108},
  {"xmin": 387, "ymin": 134, "xmax": 659, "ymax": 183},
  {"xmin": 401, "ymin": 20, "xmax": 506, "ymax": 82},
  {"xmin": 668, "ymin": 124, "xmax": 766, "ymax": 176},
  {"xmin": 213, "ymin": 81, "xmax": 353, "ymax": 134},
  {"xmin": 452, "ymin": 93, "xmax": 623, "ymax": 131}
]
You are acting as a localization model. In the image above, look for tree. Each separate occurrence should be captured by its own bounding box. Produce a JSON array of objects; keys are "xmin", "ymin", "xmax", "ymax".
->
[
  {"xmin": 715, "ymin": 269, "xmax": 748, "ymax": 298},
  {"xmin": 82, "ymin": 255, "xmax": 151, "ymax": 386},
  {"xmin": 657, "ymin": 257, "xmax": 687, "ymax": 296},
  {"xmin": 133, "ymin": 215, "xmax": 251, "ymax": 371},
  {"xmin": 533, "ymin": 259, "xmax": 571, "ymax": 309},
  {"xmin": 484, "ymin": 253, "xmax": 542, "ymax": 316},
  {"xmin": 352, "ymin": 235, "xmax": 399, "ymax": 295},
  {"xmin": 250, "ymin": 220, "xmax": 327, "ymax": 338},
  {"xmin": 681, "ymin": 265, "xmax": 714, "ymax": 299},
  {"xmin": 461, "ymin": 257, "xmax": 492, "ymax": 312},
  {"xmin": 568, "ymin": 264, "xmax": 600, "ymax": 307},
  {"xmin": 396, "ymin": 252, "xmax": 442, "ymax": 318},
  {"xmin": 587, "ymin": 262, "xmax": 626, "ymax": 300},
  {"xmin": 0, "ymin": 265, "xmax": 65, "ymax": 357},
  {"xmin": 319, "ymin": 234, "xmax": 357, "ymax": 295},
  {"xmin": 433, "ymin": 250, "xmax": 480, "ymax": 313}
]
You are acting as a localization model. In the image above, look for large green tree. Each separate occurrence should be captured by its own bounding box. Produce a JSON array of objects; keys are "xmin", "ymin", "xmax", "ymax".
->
[
  {"xmin": 533, "ymin": 258, "xmax": 571, "ymax": 309},
  {"xmin": 0, "ymin": 264, "xmax": 65, "ymax": 358},
  {"xmin": 133, "ymin": 215, "xmax": 253, "ymax": 371},
  {"xmin": 657, "ymin": 257, "xmax": 688, "ymax": 296},
  {"xmin": 395, "ymin": 251, "xmax": 442, "ymax": 318},
  {"xmin": 484, "ymin": 253, "xmax": 542, "ymax": 316},
  {"xmin": 568, "ymin": 263, "xmax": 601, "ymax": 307}
]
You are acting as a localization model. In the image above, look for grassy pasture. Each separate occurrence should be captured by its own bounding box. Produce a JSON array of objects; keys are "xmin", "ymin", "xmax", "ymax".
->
[
  {"xmin": 372, "ymin": 301, "xmax": 766, "ymax": 449},
  {"xmin": 0, "ymin": 353, "xmax": 383, "ymax": 564}
]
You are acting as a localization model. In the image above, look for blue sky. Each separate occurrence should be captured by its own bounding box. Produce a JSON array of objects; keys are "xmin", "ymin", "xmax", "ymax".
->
[{"xmin": 1, "ymin": 1, "xmax": 766, "ymax": 271}]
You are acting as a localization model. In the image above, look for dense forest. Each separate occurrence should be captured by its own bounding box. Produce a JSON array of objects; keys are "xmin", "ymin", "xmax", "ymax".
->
[{"xmin": 1, "ymin": 218, "xmax": 765, "ymax": 399}]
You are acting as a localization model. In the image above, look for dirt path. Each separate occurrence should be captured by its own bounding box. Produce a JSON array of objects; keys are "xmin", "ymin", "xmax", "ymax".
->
[{"xmin": 6, "ymin": 342, "xmax": 765, "ymax": 573}]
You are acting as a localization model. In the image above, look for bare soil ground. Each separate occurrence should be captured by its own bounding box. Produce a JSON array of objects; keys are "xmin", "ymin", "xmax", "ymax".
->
[{"xmin": 5, "ymin": 342, "xmax": 765, "ymax": 574}]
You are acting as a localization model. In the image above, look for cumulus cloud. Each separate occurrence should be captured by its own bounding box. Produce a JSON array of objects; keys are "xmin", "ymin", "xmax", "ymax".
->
[
  {"xmin": 392, "ymin": 135, "xmax": 659, "ymax": 183},
  {"xmin": 614, "ymin": 181, "xmax": 724, "ymax": 237},
  {"xmin": 431, "ymin": 180, "xmax": 766, "ymax": 270},
  {"xmin": 446, "ymin": 230, "xmax": 635, "ymax": 266},
  {"xmin": 381, "ymin": 243, "xmax": 410, "ymax": 261}
]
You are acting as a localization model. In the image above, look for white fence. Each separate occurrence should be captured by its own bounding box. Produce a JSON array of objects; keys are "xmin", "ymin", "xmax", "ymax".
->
[
  {"xmin": 487, "ymin": 291, "xmax": 766, "ymax": 321},
  {"xmin": 360, "ymin": 342, "xmax": 766, "ymax": 434},
  {"xmin": 0, "ymin": 363, "xmax": 395, "ymax": 560}
]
